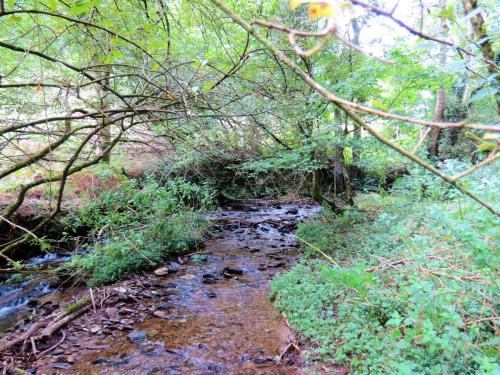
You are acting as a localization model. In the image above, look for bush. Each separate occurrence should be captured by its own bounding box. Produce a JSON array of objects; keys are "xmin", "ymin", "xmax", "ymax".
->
[
  {"xmin": 69, "ymin": 212, "xmax": 207, "ymax": 286},
  {"xmin": 64, "ymin": 178, "xmax": 214, "ymax": 285},
  {"xmin": 271, "ymin": 165, "xmax": 499, "ymax": 374}
]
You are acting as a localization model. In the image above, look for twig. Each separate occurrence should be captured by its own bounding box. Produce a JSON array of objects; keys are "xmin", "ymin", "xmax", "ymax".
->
[
  {"xmin": 278, "ymin": 341, "xmax": 300, "ymax": 362},
  {"xmin": 29, "ymin": 337, "xmax": 37, "ymax": 354},
  {"xmin": 293, "ymin": 234, "xmax": 340, "ymax": 267},
  {"xmin": 412, "ymin": 127, "xmax": 432, "ymax": 154},
  {"xmin": 366, "ymin": 258, "xmax": 408, "ymax": 272},
  {"xmin": 39, "ymin": 330, "xmax": 67, "ymax": 356},
  {"xmin": 450, "ymin": 152, "xmax": 499, "ymax": 181},
  {"xmin": 0, "ymin": 214, "xmax": 39, "ymax": 240},
  {"xmin": 89, "ymin": 288, "xmax": 97, "ymax": 314},
  {"xmin": 0, "ymin": 321, "xmax": 47, "ymax": 353},
  {"xmin": 40, "ymin": 305, "xmax": 91, "ymax": 337}
]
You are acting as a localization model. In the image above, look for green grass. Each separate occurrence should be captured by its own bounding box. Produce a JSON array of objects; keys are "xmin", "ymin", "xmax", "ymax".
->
[
  {"xmin": 64, "ymin": 178, "xmax": 214, "ymax": 286},
  {"xmin": 271, "ymin": 165, "xmax": 499, "ymax": 374}
]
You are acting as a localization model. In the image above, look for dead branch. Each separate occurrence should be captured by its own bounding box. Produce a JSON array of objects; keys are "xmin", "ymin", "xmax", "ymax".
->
[{"xmin": 0, "ymin": 322, "xmax": 47, "ymax": 353}]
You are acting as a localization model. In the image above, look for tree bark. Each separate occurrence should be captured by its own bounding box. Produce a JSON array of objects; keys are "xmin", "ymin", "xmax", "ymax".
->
[
  {"xmin": 462, "ymin": 0, "xmax": 499, "ymax": 113},
  {"xmin": 428, "ymin": 88, "xmax": 445, "ymax": 157},
  {"xmin": 98, "ymin": 68, "xmax": 111, "ymax": 164},
  {"xmin": 333, "ymin": 108, "xmax": 346, "ymax": 193},
  {"xmin": 428, "ymin": 0, "xmax": 447, "ymax": 158}
]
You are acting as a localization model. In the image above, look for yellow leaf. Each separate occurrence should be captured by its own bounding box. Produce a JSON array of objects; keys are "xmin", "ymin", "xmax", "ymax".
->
[
  {"xmin": 289, "ymin": 0, "xmax": 301, "ymax": 9},
  {"xmin": 340, "ymin": 1, "xmax": 351, "ymax": 10},
  {"xmin": 308, "ymin": 2, "xmax": 335, "ymax": 20}
]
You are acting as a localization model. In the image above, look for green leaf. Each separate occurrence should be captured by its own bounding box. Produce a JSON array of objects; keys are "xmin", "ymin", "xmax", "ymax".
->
[
  {"xmin": 7, "ymin": 15, "xmax": 22, "ymax": 23},
  {"xmin": 202, "ymin": 81, "xmax": 215, "ymax": 91},
  {"xmin": 111, "ymin": 49, "xmax": 124, "ymax": 61},
  {"xmin": 370, "ymin": 99, "xmax": 389, "ymax": 111},
  {"xmin": 469, "ymin": 86, "xmax": 497, "ymax": 103},
  {"xmin": 149, "ymin": 39, "xmax": 164, "ymax": 49},
  {"xmin": 69, "ymin": 0, "xmax": 92, "ymax": 15},
  {"xmin": 46, "ymin": 0, "xmax": 58, "ymax": 11},
  {"xmin": 390, "ymin": 329, "xmax": 402, "ymax": 339}
]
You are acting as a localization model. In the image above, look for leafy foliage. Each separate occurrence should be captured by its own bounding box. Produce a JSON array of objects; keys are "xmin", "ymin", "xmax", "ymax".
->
[
  {"xmin": 66, "ymin": 178, "xmax": 215, "ymax": 285},
  {"xmin": 272, "ymin": 165, "xmax": 499, "ymax": 374}
]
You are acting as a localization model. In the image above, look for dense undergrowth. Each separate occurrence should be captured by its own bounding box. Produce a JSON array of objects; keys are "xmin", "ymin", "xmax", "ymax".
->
[
  {"xmin": 271, "ymin": 162, "xmax": 499, "ymax": 374},
  {"xmin": 64, "ymin": 178, "xmax": 216, "ymax": 286}
]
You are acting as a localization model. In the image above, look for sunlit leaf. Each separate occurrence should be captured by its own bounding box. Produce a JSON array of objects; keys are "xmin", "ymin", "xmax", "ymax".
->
[
  {"xmin": 7, "ymin": 15, "xmax": 22, "ymax": 23},
  {"xmin": 370, "ymin": 99, "xmax": 389, "ymax": 111},
  {"xmin": 46, "ymin": 0, "xmax": 58, "ymax": 11},
  {"xmin": 308, "ymin": 2, "xmax": 336, "ymax": 20}
]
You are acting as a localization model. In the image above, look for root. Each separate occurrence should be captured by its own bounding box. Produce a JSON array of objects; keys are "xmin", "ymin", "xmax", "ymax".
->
[
  {"xmin": 39, "ymin": 305, "xmax": 90, "ymax": 338},
  {"xmin": 0, "ymin": 296, "xmax": 91, "ymax": 355},
  {"xmin": 0, "ymin": 322, "xmax": 47, "ymax": 353},
  {"xmin": 39, "ymin": 331, "xmax": 66, "ymax": 356}
]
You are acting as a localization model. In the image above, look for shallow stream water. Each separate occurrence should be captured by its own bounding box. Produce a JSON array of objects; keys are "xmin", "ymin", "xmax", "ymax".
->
[{"xmin": 4, "ymin": 201, "xmax": 325, "ymax": 374}]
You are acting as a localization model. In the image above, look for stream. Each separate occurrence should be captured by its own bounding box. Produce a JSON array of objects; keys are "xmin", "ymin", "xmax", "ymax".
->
[{"xmin": 2, "ymin": 201, "xmax": 323, "ymax": 374}]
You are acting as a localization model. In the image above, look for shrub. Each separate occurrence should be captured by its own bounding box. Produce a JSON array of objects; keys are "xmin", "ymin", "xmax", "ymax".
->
[
  {"xmin": 64, "ymin": 178, "xmax": 214, "ymax": 285},
  {"xmin": 271, "ymin": 165, "xmax": 499, "ymax": 374}
]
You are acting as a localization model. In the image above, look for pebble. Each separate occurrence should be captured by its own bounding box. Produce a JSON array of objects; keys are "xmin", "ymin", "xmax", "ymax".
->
[
  {"xmin": 153, "ymin": 310, "xmax": 168, "ymax": 319},
  {"xmin": 202, "ymin": 274, "xmax": 219, "ymax": 284},
  {"xmin": 51, "ymin": 363, "xmax": 72, "ymax": 370},
  {"xmin": 168, "ymin": 261, "xmax": 182, "ymax": 273},
  {"xmin": 206, "ymin": 291, "xmax": 217, "ymax": 298},
  {"xmin": 128, "ymin": 330, "xmax": 148, "ymax": 343},
  {"xmin": 154, "ymin": 267, "xmax": 170, "ymax": 276}
]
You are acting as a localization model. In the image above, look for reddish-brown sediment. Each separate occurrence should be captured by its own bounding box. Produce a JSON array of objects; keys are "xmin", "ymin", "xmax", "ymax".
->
[{"xmin": 2, "ymin": 201, "xmax": 347, "ymax": 374}]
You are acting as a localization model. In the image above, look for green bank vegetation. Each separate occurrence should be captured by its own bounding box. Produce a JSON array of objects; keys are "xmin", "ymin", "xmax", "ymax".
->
[{"xmin": 0, "ymin": 0, "xmax": 498, "ymax": 372}]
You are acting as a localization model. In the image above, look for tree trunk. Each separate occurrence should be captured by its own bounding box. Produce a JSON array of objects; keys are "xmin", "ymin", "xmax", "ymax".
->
[
  {"xmin": 462, "ymin": 0, "xmax": 499, "ymax": 113},
  {"xmin": 427, "ymin": 0, "xmax": 447, "ymax": 158},
  {"xmin": 333, "ymin": 109, "xmax": 345, "ymax": 193},
  {"xmin": 98, "ymin": 69, "xmax": 111, "ymax": 164},
  {"xmin": 428, "ymin": 87, "xmax": 445, "ymax": 157}
]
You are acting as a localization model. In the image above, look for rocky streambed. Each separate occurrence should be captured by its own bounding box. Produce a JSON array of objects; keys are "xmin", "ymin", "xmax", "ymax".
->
[{"xmin": 0, "ymin": 201, "xmax": 343, "ymax": 375}]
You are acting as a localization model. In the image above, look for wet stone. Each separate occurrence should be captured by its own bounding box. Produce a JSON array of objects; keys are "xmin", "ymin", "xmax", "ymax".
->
[
  {"xmin": 168, "ymin": 261, "xmax": 182, "ymax": 273},
  {"xmin": 152, "ymin": 310, "xmax": 168, "ymax": 319},
  {"xmin": 128, "ymin": 330, "xmax": 148, "ymax": 343},
  {"xmin": 154, "ymin": 267, "xmax": 170, "ymax": 276},
  {"xmin": 221, "ymin": 267, "xmax": 244, "ymax": 275},
  {"xmin": 157, "ymin": 302, "xmax": 171, "ymax": 309},
  {"xmin": 205, "ymin": 291, "xmax": 217, "ymax": 298},
  {"xmin": 202, "ymin": 273, "xmax": 219, "ymax": 284},
  {"xmin": 51, "ymin": 363, "xmax": 72, "ymax": 370},
  {"xmin": 253, "ymin": 355, "xmax": 273, "ymax": 364}
]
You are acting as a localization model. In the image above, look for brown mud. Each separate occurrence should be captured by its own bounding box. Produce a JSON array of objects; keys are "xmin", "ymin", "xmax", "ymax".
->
[{"xmin": 1, "ymin": 201, "xmax": 346, "ymax": 374}]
